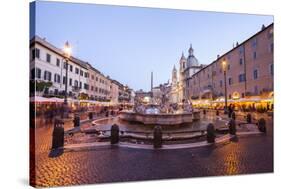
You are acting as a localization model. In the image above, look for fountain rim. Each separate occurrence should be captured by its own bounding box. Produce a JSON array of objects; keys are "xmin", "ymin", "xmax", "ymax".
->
[{"xmin": 120, "ymin": 109, "xmax": 200, "ymax": 116}]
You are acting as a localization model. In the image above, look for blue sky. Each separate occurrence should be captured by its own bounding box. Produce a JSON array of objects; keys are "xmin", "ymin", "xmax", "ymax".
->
[{"xmin": 31, "ymin": 1, "xmax": 273, "ymax": 91}]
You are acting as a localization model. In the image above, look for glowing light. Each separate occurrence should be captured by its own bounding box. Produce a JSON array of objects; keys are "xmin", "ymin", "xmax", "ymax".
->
[
  {"xmin": 222, "ymin": 60, "xmax": 227, "ymax": 70},
  {"xmin": 63, "ymin": 41, "xmax": 71, "ymax": 58},
  {"xmin": 143, "ymin": 96, "xmax": 150, "ymax": 103},
  {"xmin": 232, "ymin": 92, "xmax": 240, "ymax": 100}
]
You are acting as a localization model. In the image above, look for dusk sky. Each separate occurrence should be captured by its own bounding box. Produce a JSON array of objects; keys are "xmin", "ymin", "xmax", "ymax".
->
[{"xmin": 31, "ymin": 1, "xmax": 273, "ymax": 91}]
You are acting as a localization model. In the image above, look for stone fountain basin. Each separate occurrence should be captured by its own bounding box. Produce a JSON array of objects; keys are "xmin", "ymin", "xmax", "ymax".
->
[{"xmin": 119, "ymin": 110, "xmax": 200, "ymax": 125}]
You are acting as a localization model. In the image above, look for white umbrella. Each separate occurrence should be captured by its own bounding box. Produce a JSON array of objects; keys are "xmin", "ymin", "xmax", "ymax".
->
[
  {"xmin": 30, "ymin": 96, "xmax": 50, "ymax": 103},
  {"xmin": 49, "ymin": 97, "xmax": 64, "ymax": 103}
]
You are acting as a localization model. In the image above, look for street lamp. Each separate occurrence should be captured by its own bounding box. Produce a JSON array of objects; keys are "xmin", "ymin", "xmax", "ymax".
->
[
  {"xmin": 63, "ymin": 41, "xmax": 71, "ymax": 104},
  {"xmin": 222, "ymin": 60, "xmax": 228, "ymax": 114},
  {"xmin": 62, "ymin": 41, "xmax": 71, "ymax": 118}
]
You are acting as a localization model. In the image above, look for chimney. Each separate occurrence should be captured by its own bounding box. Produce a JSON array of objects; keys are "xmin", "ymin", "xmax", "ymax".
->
[
  {"xmin": 261, "ymin": 24, "xmax": 266, "ymax": 30},
  {"xmin": 236, "ymin": 42, "xmax": 239, "ymax": 46},
  {"xmin": 217, "ymin": 55, "xmax": 220, "ymax": 59}
]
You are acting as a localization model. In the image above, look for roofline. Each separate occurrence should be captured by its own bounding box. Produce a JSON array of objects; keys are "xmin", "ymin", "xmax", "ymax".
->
[
  {"xmin": 30, "ymin": 35, "xmax": 128, "ymax": 87},
  {"xmin": 192, "ymin": 22, "xmax": 273, "ymax": 77},
  {"xmin": 30, "ymin": 35, "xmax": 89, "ymax": 69}
]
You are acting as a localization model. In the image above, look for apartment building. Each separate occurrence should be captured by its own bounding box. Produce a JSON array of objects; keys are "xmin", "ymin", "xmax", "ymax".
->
[
  {"xmin": 186, "ymin": 23, "xmax": 273, "ymax": 102},
  {"xmin": 30, "ymin": 35, "xmax": 131, "ymax": 103}
]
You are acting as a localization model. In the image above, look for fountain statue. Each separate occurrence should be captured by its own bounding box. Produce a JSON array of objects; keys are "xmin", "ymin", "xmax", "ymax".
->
[{"xmin": 120, "ymin": 91, "xmax": 199, "ymax": 125}]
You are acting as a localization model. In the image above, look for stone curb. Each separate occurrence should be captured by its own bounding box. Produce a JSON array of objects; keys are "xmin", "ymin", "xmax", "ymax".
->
[{"xmin": 63, "ymin": 131, "xmax": 262, "ymax": 152}]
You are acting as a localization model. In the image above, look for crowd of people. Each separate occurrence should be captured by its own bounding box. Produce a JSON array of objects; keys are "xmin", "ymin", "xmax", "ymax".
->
[{"xmin": 31, "ymin": 102, "xmax": 131, "ymax": 128}]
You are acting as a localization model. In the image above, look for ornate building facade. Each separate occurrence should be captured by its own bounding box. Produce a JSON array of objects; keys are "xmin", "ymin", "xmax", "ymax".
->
[{"xmin": 170, "ymin": 45, "xmax": 205, "ymax": 103}]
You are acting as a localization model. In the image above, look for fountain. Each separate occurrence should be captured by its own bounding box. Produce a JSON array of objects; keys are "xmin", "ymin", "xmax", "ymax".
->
[
  {"xmin": 119, "ymin": 100, "xmax": 200, "ymax": 126},
  {"xmin": 63, "ymin": 72, "xmax": 264, "ymax": 151},
  {"xmin": 119, "ymin": 77, "xmax": 200, "ymax": 126},
  {"xmin": 91, "ymin": 72, "xmax": 203, "ymax": 139}
]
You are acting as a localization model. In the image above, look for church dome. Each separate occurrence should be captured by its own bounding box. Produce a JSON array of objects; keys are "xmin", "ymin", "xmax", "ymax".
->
[{"xmin": 186, "ymin": 44, "xmax": 199, "ymax": 67}]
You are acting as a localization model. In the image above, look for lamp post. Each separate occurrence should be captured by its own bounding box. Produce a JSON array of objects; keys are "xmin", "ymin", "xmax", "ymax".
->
[
  {"xmin": 63, "ymin": 41, "xmax": 71, "ymax": 117},
  {"xmin": 222, "ymin": 60, "xmax": 228, "ymax": 114}
]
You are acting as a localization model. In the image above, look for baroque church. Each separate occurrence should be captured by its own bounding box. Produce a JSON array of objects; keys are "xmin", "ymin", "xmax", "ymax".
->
[{"xmin": 170, "ymin": 44, "xmax": 204, "ymax": 104}]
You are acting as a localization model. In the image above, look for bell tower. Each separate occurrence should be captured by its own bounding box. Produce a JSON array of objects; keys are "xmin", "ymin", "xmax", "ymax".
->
[{"xmin": 172, "ymin": 65, "xmax": 177, "ymax": 85}]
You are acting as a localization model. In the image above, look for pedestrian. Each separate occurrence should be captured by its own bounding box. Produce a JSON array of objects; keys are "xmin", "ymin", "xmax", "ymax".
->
[{"xmin": 228, "ymin": 105, "xmax": 232, "ymax": 118}]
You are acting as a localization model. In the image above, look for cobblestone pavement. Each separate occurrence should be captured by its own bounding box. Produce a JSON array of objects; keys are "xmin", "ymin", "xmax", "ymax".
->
[{"xmin": 32, "ymin": 113, "xmax": 273, "ymax": 187}]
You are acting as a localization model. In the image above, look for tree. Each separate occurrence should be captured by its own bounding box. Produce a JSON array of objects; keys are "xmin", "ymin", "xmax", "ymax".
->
[{"xmin": 30, "ymin": 80, "xmax": 52, "ymax": 96}]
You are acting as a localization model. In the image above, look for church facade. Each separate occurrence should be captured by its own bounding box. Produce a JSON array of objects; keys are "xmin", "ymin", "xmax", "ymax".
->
[{"xmin": 170, "ymin": 45, "xmax": 205, "ymax": 103}]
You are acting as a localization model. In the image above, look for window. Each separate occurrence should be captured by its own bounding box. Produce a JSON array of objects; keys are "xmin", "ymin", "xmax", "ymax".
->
[
  {"xmin": 63, "ymin": 76, "xmax": 66, "ymax": 84},
  {"xmin": 74, "ymin": 80, "xmax": 78, "ymax": 87},
  {"xmin": 80, "ymin": 70, "xmax": 83, "ymax": 76},
  {"xmin": 268, "ymin": 28, "xmax": 273, "ymax": 38},
  {"xmin": 31, "ymin": 68, "xmax": 35, "ymax": 79},
  {"xmin": 254, "ymin": 86, "xmax": 258, "ymax": 94},
  {"xmin": 35, "ymin": 68, "xmax": 41, "ymax": 79},
  {"xmin": 239, "ymin": 73, "xmax": 246, "ymax": 82},
  {"xmin": 253, "ymin": 70, "xmax": 258, "ymax": 79},
  {"xmin": 31, "ymin": 49, "xmax": 35, "ymax": 60},
  {"xmin": 96, "ymin": 77, "xmax": 98, "ymax": 81},
  {"xmin": 43, "ymin": 71, "xmax": 47, "ymax": 80},
  {"xmin": 54, "ymin": 74, "xmax": 61, "ymax": 83},
  {"xmin": 251, "ymin": 38, "xmax": 257, "ymax": 48},
  {"xmin": 239, "ymin": 58, "xmax": 243, "ymax": 65},
  {"xmin": 227, "ymin": 54, "xmax": 231, "ymax": 60},
  {"xmin": 44, "ymin": 71, "xmax": 52, "ymax": 81},
  {"xmin": 95, "ymin": 87, "xmax": 98, "ymax": 92},
  {"xmin": 270, "ymin": 43, "xmax": 274, "ymax": 53},
  {"xmin": 84, "ymin": 72, "xmax": 88, "ymax": 78},
  {"xmin": 91, "ymin": 86, "xmax": 94, "ymax": 91},
  {"xmin": 270, "ymin": 64, "xmax": 273, "ymax": 76},
  {"xmin": 46, "ymin": 53, "xmax": 51, "ymax": 63},
  {"xmin": 228, "ymin": 78, "xmax": 232, "ymax": 85},
  {"xmin": 48, "ymin": 72, "xmax": 51, "ymax": 81},
  {"xmin": 75, "ymin": 68, "xmax": 79, "ymax": 74},
  {"xmin": 63, "ymin": 62, "xmax": 67, "ymax": 69},
  {"xmin": 79, "ymin": 82, "xmax": 82, "ymax": 89},
  {"xmin": 69, "ymin": 78, "xmax": 72, "ymax": 86},
  {"xmin": 35, "ymin": 48, "xmax": 40, "ymax": 58},
  {"xmin": 57, "ymin": 74, "xmax": 61, "ymax": 83},
  {"xmin": 69, "ymin": 65, "xmax": 73, "ymax": 72},
  {"xmin": 253, "ymin": 51, "xmax": 257, "ymax": 60},
  {"xmin": 220, "ymin": 80, "xmax": 223, "ymax": 87},
  {"xmin": 84, "ymin": 83, "xmax": 89, "ymax": 90},
  {"xmin": 239, "ymin": 46, "xmax": 244, "ymax": 55},
  {"xmin": 56, "ymin": 58, "xmax": 60, "ymax": 67}
]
